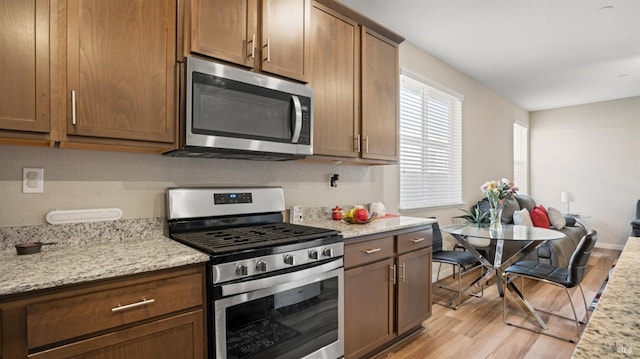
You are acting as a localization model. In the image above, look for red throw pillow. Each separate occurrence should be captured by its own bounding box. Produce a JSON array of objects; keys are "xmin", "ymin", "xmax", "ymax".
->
[
  {"xmin": 530, "ymin": 206, "xmax": 551, "ymax": 228},
  {"xmin": 536, "ymin": 205, "xmax": 548, "ymax": 217}
]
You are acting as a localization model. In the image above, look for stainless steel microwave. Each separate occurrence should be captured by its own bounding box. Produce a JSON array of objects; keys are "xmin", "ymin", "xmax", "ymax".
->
[{"xmin": 165, "ymin": 56, "xmax": 313, "ymax": 160}]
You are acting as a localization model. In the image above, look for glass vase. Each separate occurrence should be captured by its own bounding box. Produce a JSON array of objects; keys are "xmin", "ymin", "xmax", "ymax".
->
[{"xmin": 489, "ymin": 206, "xmax": 503, "ymax": 232}]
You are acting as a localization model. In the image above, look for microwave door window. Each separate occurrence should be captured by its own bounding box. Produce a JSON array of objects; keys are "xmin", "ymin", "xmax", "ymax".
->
[{"xmin": 192, "ymin": 81, "xmax": 292, "ymax": 142}]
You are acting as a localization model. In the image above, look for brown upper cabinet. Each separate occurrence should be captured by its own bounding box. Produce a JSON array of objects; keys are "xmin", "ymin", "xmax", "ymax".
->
[
  {"xmin": 360, "ymin": 27, "xmax": 400, "ymax": 161},
  {"xmin": 60, "ymin": 0, "xmax": 177, "ymax": 151},
  {"xmin": 310, "ymin": 2, "xmax": 360, "ymax": 158},
  {"xmin": 188, "ymin": 0, "xmax": 311, "ymax": 83},
  {"xmin": 310, "ymin": 0, "xmax": 403, "ymax": 164},
  {"xmin": 0, "ymin": 0, "xmax": 52, "ymax": 145}
]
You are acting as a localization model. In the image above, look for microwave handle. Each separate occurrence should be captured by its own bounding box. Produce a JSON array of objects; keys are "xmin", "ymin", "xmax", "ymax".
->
[{"xmin": 291, "ymin": 95, "xmax": 302, "ymax": 143}]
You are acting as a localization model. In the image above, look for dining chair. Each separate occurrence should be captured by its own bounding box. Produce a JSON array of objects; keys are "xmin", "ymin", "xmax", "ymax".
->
[
  {"xmin": 432, "ymin": 222, "xmax": 485, "ymax": 309},
  {"xmin": 502, "ymin": 230, "xmax": 598, "ymax": 342}
]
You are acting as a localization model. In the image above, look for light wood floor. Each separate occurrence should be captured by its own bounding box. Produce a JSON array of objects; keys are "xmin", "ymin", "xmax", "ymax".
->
[{"xmin": 378, "ymin": 248, "xmax": 620, "ymax": 359}]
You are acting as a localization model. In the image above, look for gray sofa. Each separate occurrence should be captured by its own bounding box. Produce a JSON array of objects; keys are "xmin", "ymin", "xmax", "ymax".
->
[
  {"xmin": 509, "ymin": 195, "xmax": 587, "ymax": 268},
  {"xmin": 475, "ymin": 194, "xmax": 587, "ymax": 268},
  {"xmin": 631, "ymin": 199, "xmax": 640, "ymax": 237}
]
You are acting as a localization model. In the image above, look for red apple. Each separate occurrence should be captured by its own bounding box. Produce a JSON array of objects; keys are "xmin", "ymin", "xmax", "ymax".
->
[{"xmin": 354, "ymin": 208, "xmax": 370, "ymax": 222}]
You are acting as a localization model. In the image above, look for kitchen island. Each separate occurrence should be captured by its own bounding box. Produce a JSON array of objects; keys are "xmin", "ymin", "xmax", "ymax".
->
[{"xmin": 572, "ymin": 237, "xmax": 640, "ymax": 358}]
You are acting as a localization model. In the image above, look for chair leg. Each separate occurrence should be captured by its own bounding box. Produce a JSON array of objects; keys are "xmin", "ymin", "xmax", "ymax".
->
[
  {"xmin": 578, "ymin": 283, "xmax": 590, "ymax": 324},
  {"xmin": 503, "ymin": 273, "xmax": 584, "ymax": 343},
  {"xmin": 456, "ymin": 264, "xmax": 462, "ymax": 309}
]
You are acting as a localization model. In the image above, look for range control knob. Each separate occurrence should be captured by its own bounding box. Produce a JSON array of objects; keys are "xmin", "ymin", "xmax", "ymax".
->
[
  {"xmin": 323, "ymin": 248, "xmax": 334, "ymax": 257},
  {"xmin": 284, "ymin": 254, "xmax": 295, "ymax": 265},
  {"xmin": 256, "ymin": 260, "xmax": 268, "ymax": 272},
  {"xmin": 309, "ymin": 250, "xmax": 319, "ymax": 260},
  {"xmin": 236, "ymin": 264, "xmax": 248, "ymax": 276}
]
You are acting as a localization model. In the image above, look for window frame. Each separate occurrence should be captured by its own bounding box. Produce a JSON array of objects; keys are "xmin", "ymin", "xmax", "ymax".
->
[
  {"xmin": 513, "ymin": 122, "xmax": 529, "ymax": 194},
  {"xmin": 398, "ymin": 70, "xmax": 463, "ymax": 211}
]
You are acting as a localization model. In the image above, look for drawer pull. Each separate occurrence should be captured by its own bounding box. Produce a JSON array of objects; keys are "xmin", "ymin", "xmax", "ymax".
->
[
  {"xmin": 412, "ymin": 237, "xmax": 426, "ymax": 244},
  {"xmin": 363, "ymin": 248, "xmax": 381, "ymax": 254},
  {"xmin": 111, "ymin": 298, "xmax": 155, "ymax": 313}
]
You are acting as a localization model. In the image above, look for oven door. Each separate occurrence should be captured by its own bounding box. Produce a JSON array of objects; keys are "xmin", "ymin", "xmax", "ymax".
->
[{"xmin": 213, "ymin": 259, "xmax": 344, "ymax": 359}]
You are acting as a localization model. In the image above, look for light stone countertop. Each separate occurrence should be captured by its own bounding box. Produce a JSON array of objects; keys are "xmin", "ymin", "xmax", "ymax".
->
[
  {"xmin": 301, "ymin": 216, "xmax": 437, "ymax": 239},
  {"xmin": 572, "ymin": 237, "xmax": 640, "ymax": 358},
  {"xmin": 0, "ymin": 215, "xmax": 436, "ymax": 297},
  {"xmin": 0, "ymin": 219, "xmax": 209, "ymax": 297}
]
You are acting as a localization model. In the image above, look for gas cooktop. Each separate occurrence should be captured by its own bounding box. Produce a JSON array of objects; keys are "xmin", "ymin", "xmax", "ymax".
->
[{"xmin": 171, "ymin": 222, "xmax": 340, "ymax": 255}]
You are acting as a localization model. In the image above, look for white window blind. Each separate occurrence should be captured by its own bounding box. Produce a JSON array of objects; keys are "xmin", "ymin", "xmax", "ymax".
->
[
  {"xmin": 399, "ymin": 74, "xmax": 462, "ymax": 210},
  {"xmin": 513, "ymin": 123, "xmax": 529, "ymax": 194}
]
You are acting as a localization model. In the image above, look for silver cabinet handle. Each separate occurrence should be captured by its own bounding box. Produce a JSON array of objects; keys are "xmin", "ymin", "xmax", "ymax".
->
[
  {"xmin": 111, "ymin": 298, "xmax": 155, "ymax": 313},
  {"xmin": 400, "ymin": 263, "xmax": 406, "ymax": 283},
  {"xmin": 264, "ymin": 38, "xmax": 270, "ymax": 63},
  {"xmin": 363, "ymin": 248, "xmax": 381, "ymax": 254},
  {"xmin": 354, "ymin": 134, "xmax": 361, "ymax": 153},
  {"xmin": 250, "ymin": 33, "xmax": 256, "ymax": 59},
  {"xmin": 390, "ymin": 264, "xmax": 396, "ymax": 285},
  {"xmin": 71, "ymin": 90, "xmax": 77, "ymax": 125},
  {"xmin": 412, "ymin": 237, "xmax": 426, "ymax": 244},
  {"xmin": 291, "ymin": 95, "xmax": 302, "ymax": 143}
]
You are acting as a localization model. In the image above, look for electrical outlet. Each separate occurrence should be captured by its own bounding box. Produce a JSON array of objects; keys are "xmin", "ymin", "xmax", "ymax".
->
[
  {"xmin": 290, "ymin": 205, "xmax": 304, "ymax": 224},
  {"xmin": 23, "ymin": 168, "xmax": 44, "ymax": 193}
]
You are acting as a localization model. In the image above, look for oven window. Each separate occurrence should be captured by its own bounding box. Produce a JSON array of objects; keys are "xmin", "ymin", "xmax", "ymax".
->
[{"xmin": 224, "ymin": 277, "xmax": 339, "ymax": 359}]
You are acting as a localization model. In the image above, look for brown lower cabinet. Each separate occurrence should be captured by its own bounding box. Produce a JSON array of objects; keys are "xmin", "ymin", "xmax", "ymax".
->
[
  {"xmin": 0, "ymin": 264, "xmax": 206, "ymax": 359},
  {"xmin": 344, "ymin": 226, "xmax": 433, "ymax": 359}
]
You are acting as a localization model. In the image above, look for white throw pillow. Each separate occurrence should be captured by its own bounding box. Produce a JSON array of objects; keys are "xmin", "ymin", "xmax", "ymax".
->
[
  {"xmin": 513, "ymin": 208, "xmax": 534, "ymax": 227},
  {"xmin": 547, "ymin": 206, "xmax": 566, "ymax": 230}
]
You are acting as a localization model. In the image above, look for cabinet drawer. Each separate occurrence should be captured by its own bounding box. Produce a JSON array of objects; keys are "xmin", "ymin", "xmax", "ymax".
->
[
  {"xmin": 396, "ymin": 229, "xmax": 432, "ymax": 254},
  {"xmin": 27, "ymin": 271, "xmax": 203, "ymax": 348},
  {"xmin": 345, "ymin": 236, "xmax": 394, "ymax": 268}
]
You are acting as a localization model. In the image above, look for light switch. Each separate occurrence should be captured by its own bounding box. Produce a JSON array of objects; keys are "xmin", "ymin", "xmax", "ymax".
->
[{"xmin": 23, "ymin": 168, "xmax": 44, "ymax": 193}]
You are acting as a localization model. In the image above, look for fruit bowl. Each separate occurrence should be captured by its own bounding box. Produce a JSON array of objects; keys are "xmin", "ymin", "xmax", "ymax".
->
[{"xmin": 342, "ymin": 216, "xmax": 377, "ymax": 225}]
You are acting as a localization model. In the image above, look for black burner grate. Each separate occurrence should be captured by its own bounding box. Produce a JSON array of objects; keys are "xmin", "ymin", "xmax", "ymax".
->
[{"xmin": 172, "ymin": 223, "xmax": 337, "ymax": 255}]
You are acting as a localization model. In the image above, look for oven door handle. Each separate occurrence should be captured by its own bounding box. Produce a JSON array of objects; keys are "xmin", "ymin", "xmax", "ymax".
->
[{"xmin": 219, "ymin": 258, "xmax": 343, "ymax": 297}]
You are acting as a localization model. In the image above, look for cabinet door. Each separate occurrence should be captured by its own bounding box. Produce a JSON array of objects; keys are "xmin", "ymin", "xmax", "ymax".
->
[
  {"xmin": 344, "ymin": 258, "xmax": 394, "ymax": 359},
  {"xmin": 261, "ymin": 0, "xmax": 310, "ymax": 82},
  {"xmin": 0, "ymin": 0, "xmax": 49, "ymax": 133},
  {"xmin": 190, "ymin": 0, "xmax": 257, "ymax": 68},
  {"xmin": 66, "ymin": 0, "xmax": 176, "ymax": 143},
  {"xmin": 397, "ymin": 248, "xmax": 432, "ymax": 335},
  {"xmin": 28, "ymin": 310, "xmax": 204, "ymax": 359},
  {"xmin": 310, "ymin": 3, "xmax": 359, "ymax": 157},
  {"xmin": 361, "ymin": 26, "xmax": 399, "ymax": 161}
]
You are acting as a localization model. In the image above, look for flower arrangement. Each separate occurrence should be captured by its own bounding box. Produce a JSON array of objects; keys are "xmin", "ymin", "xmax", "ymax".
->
[
  {"xmin": 481, "ymin": 178, "xmax": 519, "ymax": 209},
  {"xmin": 481, "ymin": 178, "xmax": 518, "ymax": 230}
]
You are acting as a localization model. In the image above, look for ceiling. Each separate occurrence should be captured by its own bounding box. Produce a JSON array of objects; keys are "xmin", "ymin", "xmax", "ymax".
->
[{"xmin": 338, "ymin": 0, "xmax": 640, "ymax": 111}]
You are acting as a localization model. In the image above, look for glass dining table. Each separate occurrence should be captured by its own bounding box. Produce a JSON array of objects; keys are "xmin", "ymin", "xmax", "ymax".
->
[{"xmin": 440, "ymin": 223, "xmax": 566, "ymax": 329}]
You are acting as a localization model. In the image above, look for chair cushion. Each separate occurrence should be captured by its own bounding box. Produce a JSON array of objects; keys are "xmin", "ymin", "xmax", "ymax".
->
[
  {"xmin": 504, "ymin": 260, "xmax": 571, "ymax": 287},
  {"xmin": 433, "ymin": 251, "xmax": 479, "ymax": 269},
  {"xmin": 530, "ymin": 206, "xmax": 551, "ymax": 228}
]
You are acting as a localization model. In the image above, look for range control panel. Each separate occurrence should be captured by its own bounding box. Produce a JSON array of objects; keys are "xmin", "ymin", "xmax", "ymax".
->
[{"xmin": 214, "ymin": 192, "xmax": 253, "ymax": 205}]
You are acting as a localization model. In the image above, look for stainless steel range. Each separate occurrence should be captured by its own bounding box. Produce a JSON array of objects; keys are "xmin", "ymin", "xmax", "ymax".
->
[{"xmin": 166, "ymin": 187, "xmax": 344, "ymax": 359}]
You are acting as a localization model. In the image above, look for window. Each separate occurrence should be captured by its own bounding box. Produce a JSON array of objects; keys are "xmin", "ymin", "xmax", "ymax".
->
[
  {"xmin": 513, "ymin": 122, "xmax": 528, "ymax": 194},
  {"xmin": 399, "ymin": 72, "xmax": 463, "ymax": 210}
]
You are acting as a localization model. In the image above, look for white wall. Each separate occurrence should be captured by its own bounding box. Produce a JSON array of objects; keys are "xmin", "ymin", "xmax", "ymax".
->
[{"xmin": 530, "ymin": 97, "xmax": 640, "ymax": 249}]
